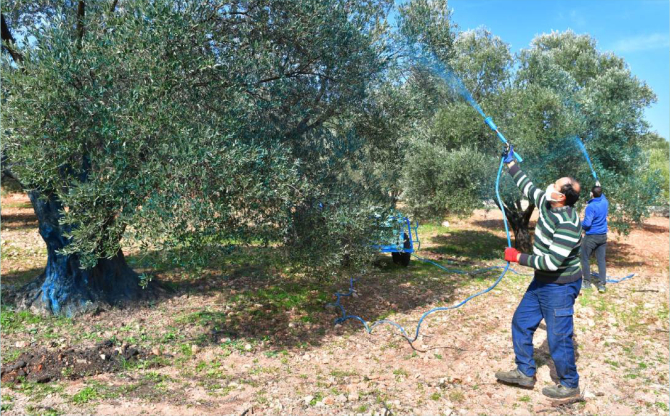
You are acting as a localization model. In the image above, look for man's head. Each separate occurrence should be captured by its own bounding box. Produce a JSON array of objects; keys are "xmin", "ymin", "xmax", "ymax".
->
[
  {"xmin": 591, "ymin": 186, "xmax": 603, "ymax": 199},
  {"xmin": 547, "ymin": 177, "xmax": 581, "ymax": 207}
]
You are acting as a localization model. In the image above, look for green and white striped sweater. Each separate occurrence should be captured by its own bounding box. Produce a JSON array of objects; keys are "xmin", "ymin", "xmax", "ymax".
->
[{"xmin": 509, "ymin": 164, "xmax": 583, "ymax": 284}]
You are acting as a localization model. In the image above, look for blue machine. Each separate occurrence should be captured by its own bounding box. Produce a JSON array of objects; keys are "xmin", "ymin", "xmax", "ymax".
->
[{"xmin": 372, "ymin": 213, "xmax": 420, "ymax": 267}]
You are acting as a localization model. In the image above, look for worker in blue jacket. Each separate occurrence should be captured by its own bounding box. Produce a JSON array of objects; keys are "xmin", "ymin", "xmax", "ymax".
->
[{"xmin": 581, "ymin": 184, "xmax": 609, "ymax": 292}]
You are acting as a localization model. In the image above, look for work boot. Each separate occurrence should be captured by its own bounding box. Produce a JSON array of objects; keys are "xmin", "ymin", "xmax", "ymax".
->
[
  {"xmin": 495, "ymin": 369, "xmax": 535, "ymax": 388},
  {"xmin": 582, "ymin": 280, "xmax": 592, "ymax": 290},
  {"xmin": 597, "ymin": 284, "xmax": 606, "ymax": 293},
  {"xmin": 542, "ymin": 384, "xmax": 580, "ymax": 399}
]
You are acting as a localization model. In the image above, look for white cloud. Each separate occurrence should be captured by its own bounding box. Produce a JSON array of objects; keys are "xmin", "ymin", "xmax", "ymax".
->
[{"xmin": 613, "ymin": 33, "xmax": 670, "ymax": 53}]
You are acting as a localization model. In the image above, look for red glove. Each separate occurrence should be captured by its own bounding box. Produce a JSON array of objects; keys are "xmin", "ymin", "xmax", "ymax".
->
[{"xmin": 504, "ymin": 247, "xmax": 520, "ymax": 263}]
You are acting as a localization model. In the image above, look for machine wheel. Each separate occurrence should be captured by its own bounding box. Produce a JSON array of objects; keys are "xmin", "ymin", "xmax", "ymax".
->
[
  {"xmin": 398, "ymin": 252, "xmax": 411, "ymax": 267},
  {"xmin": 391, "ymin": 252, "xmax": 401, "ymax": 264},
  {"xmin": 398, "ymin": 233, "xmax": 411, "ymax": 267}
]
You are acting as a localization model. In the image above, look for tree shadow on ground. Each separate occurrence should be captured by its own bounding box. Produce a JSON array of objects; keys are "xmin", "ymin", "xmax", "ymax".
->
[
  {"xmin": 593, "ymin": 240, "xmax": 644, "ymax": 270},
  {"xmin": 1, "ymin": 267, "xmax": 44, "ymax": 291},
  {"xmin": 1, "ymin": 211, "xmax": 39, "ymax": 231},
  {"xmin": 428, "ymin": 229, "xmax": 509, "ymax": 261},
  {"xmin": 3, "ymin": 225, "xmax": 512, "ymax": 353},
  {"xmin": 127, "ymin": 227, "xmax": 515, "ymax": 351},
  {"xmin": 533, "ymin": 323, "xmax": 581, "ymax": 385},
  {"xmin": 640, "ymin": 222, "xmax": 669, "ymax": 234}
]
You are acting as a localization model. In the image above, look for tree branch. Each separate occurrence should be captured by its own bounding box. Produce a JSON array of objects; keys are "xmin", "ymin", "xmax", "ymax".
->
[
  {"xmin": 76, "ymin": 1, "xmax": 86, "ymax": 44},
  {"xmin": 1, "ymin": 13, "xmax": 24, "ymax": 63}
]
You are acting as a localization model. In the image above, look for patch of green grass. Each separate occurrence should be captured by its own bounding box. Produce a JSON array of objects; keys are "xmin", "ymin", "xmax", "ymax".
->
[
  {"xmin": 118, "ymin": 355, "xmax": 166, "ymax": 372},
  {"xmin": 2, "ymin": 347, "xmax": 23, "ymax": 364},
  {"xmin": 1, "ymin": 199, "xmax": 31, "ymax": 209},
  {"xmin": 180, "ymin": 343, "xmax": 193, "ymax": 357},
  {"xmin": 604, "ymin": 359, "xmax": 620, "ymax": 368},
  {"xmin": 264, "ymin": 350, "xmax": 279, "ymax": 358},
  {"xmin": 143, "ymin": 371, "xmax": 171, "ymax": 384},
  {"xmin": 1, "ymin": 307, "xmax": 44, "ymax": 332},
  {"xmin": 430, "ymin": 392, "xmax": 441, "ymax": 401},
  {"xmin": 449, "ymin": 390, "xmax": 465, "ymax": 403},
  {"xmin": 1, "ymin": 394, "xmax": 13, "ymax": 411},
  {"xmin": 249, "ymin": 365, "xmax": 279, "ymax": 375},
  {"xmin": 656, "ymin": 302, "xmax": 669, "ymax": 321},
  {"xmin": 309, "ymin": 392, "xmax": 324, "ymax": 406},
  {"xmin": 161, "ymin": 330, "xmax": 179, "ymax": 343},
  {"xmin": 256, "ymin": 393, "xmax": 269, "ymax": 405},
  {"xmin": 228, "ymin": 283, "xmax": 330, "ymax": 322},
  {"xmin": 71, "ymin": 386, "xmax": 100, "ymax": 405},
  {"xmin": 16, "ymin": 380, "xmax": 64, "ymax": 402},
  {"xmin": 25, "ymin": 405, "xmax": 62, "ymax": 416},
  {"xmin": 0, "ymin": 306, "xmax": 73, "ymax": 338},
  {"xmin": 357, "ymin": 404, "xmax": 369, "ymax": 412},
  {"xmin": 331, "ymin": 369, "xmax": 359, "ymax": 378},
  {"xmin": 656, "ymin": 402, "xmax": 669, "ymax": 412},
  {"xmin": 176, "ymin": 310, "xmax": 228, "ymax": 327},
  {"xmin": 392, "ymin": 368, "xmax": 408, "ymax": 377},
  {"xmin": 434, "ymin": 353, "xmax": 443, "ymax": 360},
  {"xmin": 519, "ymin": 394, "xmax": 530, "ymax": 402}
]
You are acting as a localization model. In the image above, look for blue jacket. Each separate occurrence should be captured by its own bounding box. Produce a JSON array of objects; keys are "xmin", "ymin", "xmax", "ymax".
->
[{"xmin": 583, "ymin": 195, "xmax": 608, "ymax": 235}]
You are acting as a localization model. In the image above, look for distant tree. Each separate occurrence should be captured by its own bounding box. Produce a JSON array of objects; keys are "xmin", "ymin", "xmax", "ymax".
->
[
  {"xmin": 641, "ymin": 132, "xmax": 669, "ymax": 202},
  {"xmin": 396, "ymin": 26, "xmax": 660, "ymax": 250}
]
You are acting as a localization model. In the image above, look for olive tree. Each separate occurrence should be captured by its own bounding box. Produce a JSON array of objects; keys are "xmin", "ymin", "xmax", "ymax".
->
[
  {"xmin": 2, "ymin": 0, "xmax": 395, "ymax": 316},
  {"xmin": 402, "ymin": 28, "xmax": 661, "ymax": 250}
]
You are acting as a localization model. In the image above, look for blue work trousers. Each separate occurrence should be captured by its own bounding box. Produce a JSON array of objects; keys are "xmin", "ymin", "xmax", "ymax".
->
[{"xmin": 511, "ymin": 278, "xmax": 581, "ymax": 388}]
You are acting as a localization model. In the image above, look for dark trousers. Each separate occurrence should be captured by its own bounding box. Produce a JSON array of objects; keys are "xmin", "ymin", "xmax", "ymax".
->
[
  {"xmin": 512, "ymin": 278, "xmax": 581, "ymax": 388},
  {"xmin": 581, "ymin": 234, "xmax": 607, "ymax": 286}
]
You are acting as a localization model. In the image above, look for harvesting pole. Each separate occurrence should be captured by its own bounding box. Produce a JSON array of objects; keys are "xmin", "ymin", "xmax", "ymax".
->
[{"xmin": 484, "ymin": 117, "xmax": 524, "ymax": 163}]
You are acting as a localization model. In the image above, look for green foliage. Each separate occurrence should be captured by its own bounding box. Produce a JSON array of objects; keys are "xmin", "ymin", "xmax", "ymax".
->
[
  {"xmin": 71, "ymin": 386, "xmax": 99, "ymax": 405},
  {"xmin": 3, "ymin": 0, "xmax": 661, "ymax": 289},
  {"xmin": 3, "ymin": 0, "xmax": 396, "ymax": 275},
  {"xmin": 391, "ymin": 24, "xmax": 660, "ymax": 233},
  {"xmin": 402, "ymin": 144, "xmax": 494, "ymax": 220},
  {"xmin": 398, "ymin": 0, "xmax": 455, "ymax": 62},
  {"xmin": 641, "ymin": 133, "xmax": 669, "ymax": 202}
]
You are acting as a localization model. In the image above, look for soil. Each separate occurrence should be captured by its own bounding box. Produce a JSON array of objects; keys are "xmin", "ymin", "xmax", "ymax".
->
[
  {"xmin": 1, "ymin": 192, "xmax": 668, "ymax": 416},
  {"xmin": 1, "ymin": 340, "xmax": 154, "ymax": 384}
]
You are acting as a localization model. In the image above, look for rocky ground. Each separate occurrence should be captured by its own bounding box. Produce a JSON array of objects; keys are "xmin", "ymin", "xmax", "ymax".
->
[{"xmin": 2, "ymin": 191, "xmax": 668, "ymax": 415}]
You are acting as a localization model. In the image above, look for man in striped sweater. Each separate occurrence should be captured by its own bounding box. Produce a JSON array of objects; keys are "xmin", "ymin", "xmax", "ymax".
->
[{"xmin": 495, "ymin": 146, "xmax": 583, "ymax": 400}]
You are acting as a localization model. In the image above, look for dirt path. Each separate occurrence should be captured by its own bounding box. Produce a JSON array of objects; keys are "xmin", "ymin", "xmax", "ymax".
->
[{"xmin": 1, "ymin": 193, "xmax": 668, "ymax": 416}]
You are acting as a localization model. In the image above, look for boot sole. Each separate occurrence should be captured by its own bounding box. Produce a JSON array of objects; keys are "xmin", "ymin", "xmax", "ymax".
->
[
  {"xmin": 496, "ymin": 378, "xmax": 535, "ymax": 389},
  {"xmin": 542, "ymin": 391, "xmax": 581, "ymax": 399},
  {"xmin": 542, "ymin": 388, "xmax": 581, "ymax": 399}
]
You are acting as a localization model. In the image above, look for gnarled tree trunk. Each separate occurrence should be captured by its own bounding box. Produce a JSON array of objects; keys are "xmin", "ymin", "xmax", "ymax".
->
[
  {"xmin": 15, "ymin": 191, "xmax": 152, "ymax": 317},
  {"xmin": 503, "ymin": 201, "xmax": 535, "ymax": 253}
]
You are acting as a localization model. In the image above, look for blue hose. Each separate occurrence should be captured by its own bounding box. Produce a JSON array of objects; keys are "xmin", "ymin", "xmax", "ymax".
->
[
  {"xmin": 328, "ymin": 157, "xmax": 636, "ymax": 342},
  {"xmin": 593, "ymin": 272, "xmax": 636, "ymax": 284},
  {"xmin": 327, "ymin": 157, "xmax": 514, "ymax": 342}
]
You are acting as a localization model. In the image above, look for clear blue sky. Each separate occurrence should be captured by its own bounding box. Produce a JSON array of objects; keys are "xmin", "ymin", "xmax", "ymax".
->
[{"xmin": 448, "ymin": 0, "xmax": 670, "ymax": 140}]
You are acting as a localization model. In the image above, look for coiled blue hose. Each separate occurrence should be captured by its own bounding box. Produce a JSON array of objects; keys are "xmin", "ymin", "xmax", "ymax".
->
[
  {"xmin": 328, "ymin": 157, "xmax": 636, "ymax": 343},
  {"xmin": 327, "ymin": 157, "xmax": 513, "ymax": 342}
]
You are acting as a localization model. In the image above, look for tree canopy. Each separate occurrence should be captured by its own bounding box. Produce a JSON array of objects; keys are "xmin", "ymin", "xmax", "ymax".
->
[
  {"xmin": 3, "ymin": 0, "xmax": 400, "ymax": 278},
  {"xmin": 393, "ymin": 27, "xmax": 662, "ymax": 248},
  {"xmin": 1, "ymin": 0, "xmax": 664, "ymax": 315}
]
